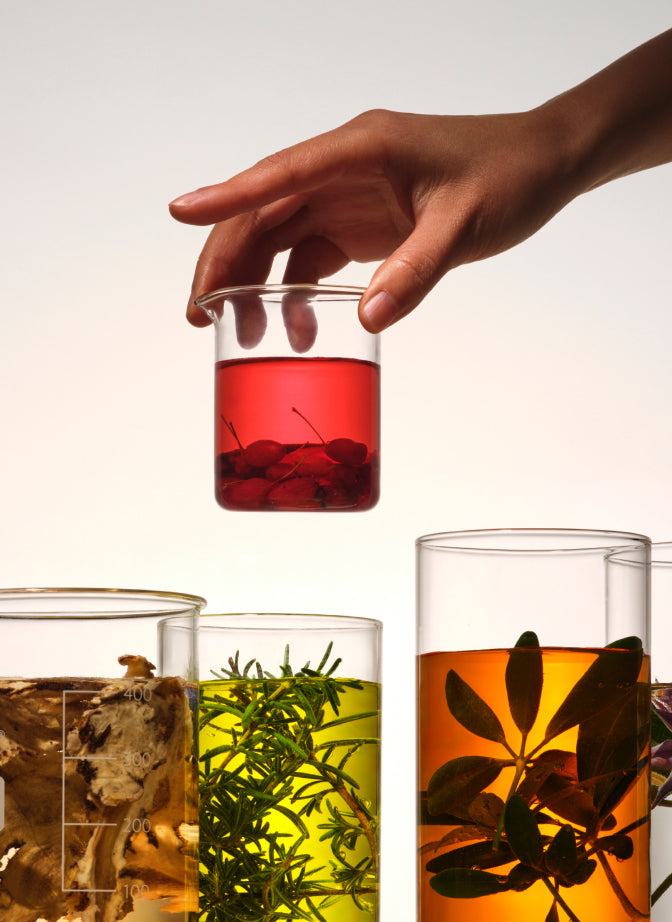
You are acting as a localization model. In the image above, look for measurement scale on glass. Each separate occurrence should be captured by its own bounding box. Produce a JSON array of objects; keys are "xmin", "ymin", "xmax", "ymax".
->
[{"xmin": 60, "ymin": 685, "xmax": 152, "ymax": 903}]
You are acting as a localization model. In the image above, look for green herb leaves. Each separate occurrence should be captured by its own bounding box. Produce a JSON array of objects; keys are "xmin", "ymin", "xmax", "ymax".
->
[
  {"xmin": 505, "ymin": 631, "xmax": 543, "ymax": 736},
  {"xmin": 421, "ymin": 634, "xmax": 650, "ymax": 921},
  {"xmin": 445, "ymin": 670, "xmax": 507, "ymax": 744},
  {"xmin": 199, "ymin": 647, "xmax": 380, "ymax": 922},
  {"xmin": 427, "ymin": 755, "xmax": 507, "ymax": 816}
]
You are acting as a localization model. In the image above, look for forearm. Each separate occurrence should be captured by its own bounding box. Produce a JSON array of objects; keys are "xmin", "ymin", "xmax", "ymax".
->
[{"xmin": 539, "ymin": 28, "xmax": 672, "ymax": 197}]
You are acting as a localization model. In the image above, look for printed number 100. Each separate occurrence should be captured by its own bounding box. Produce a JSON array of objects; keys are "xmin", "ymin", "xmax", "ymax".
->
[{"xmin": 124, "ymin": 883, "xmax": 150, "ymax": 900}]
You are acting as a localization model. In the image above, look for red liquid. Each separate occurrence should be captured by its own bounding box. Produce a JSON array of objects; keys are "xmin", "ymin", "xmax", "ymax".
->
[{"xmin": 214, "ymin": 356, "xmax": 380, "ymax": 511}]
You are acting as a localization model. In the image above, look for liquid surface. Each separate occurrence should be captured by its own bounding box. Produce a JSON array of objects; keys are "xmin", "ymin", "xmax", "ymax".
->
[
  {"xmin": 214, "ymin": 357, "xmax": 380, "ymax": 511},
  {"xmin": 417, "ymin": 646, "xmax": 650, "ymax": 922},
  {"xmin": 199, "ymin": 675, "xmax": 380, "ymax": 921}
]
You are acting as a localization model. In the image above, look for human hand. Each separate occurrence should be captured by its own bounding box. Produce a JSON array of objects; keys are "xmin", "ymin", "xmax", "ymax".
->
[{"xmin": 168, "ymin": 107, "xmax": 579, "ymax": 332}]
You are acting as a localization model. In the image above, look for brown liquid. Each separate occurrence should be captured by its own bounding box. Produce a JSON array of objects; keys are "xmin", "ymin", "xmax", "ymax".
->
[
  {"xmin": 417, "ymin": 647, "xmax": 650, "ymax": 921},
  {"xmin": 651, "ymin": 683, "xmax": 672, "ymax": 919},
  {"xmin": 0, "ymin": 675, "xmax": 197, "ymax": 922}
]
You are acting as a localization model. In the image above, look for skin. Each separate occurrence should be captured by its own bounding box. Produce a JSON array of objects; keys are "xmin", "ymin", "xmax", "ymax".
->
[{"xmin": 169, "ymin": 29, "xmax": 672, "ymax": 335}]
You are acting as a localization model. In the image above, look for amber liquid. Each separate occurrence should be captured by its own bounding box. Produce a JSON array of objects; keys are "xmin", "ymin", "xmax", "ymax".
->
[
  {"xmin": 214, "ymin": 357, "xmax": 380, "ymax": 511},
  {"xmin": 651, "ymin": 683, "xmax": 672, "ymax": 920},
  {"xmin": 417, "ymin": 648, "xmax": 650, "ymax": 922}
]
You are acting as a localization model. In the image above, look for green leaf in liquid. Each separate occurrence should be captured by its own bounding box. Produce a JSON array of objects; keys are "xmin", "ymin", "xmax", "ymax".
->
[
  {"xmin": 543, "ymin": 824, "xmax": 577, "ymax": 878},
  {"xmin": 427, "ymin": 754, "xmax": 506, "ymax": 817},
  {"xmin": 425, "ymin": 840, "xmax": 515, "ymax": 874},
  {"xmin": 429, "ymin": 867, "xmax": 509, "ymax": 899},
  {"xmin": 506, "ymin": 631, "xmax": 543, "ymax": 736},
  {"xmin": 576, "ymin": 680, "xmax": 650, "ymax": 816},
  {"xmin": 544, "ymin": 644, "xmax": 643, "ymax": 742},
  {"xmin": 445, "ymin": 669, "xmax": 507, "ymax": 744},
  {"xmin": 503, "ymin": 795, "xmax": 544, "ymax": 869},
  {"xmin": 507, "ymin": 863, "xmax": 543, "ymax": 892}
]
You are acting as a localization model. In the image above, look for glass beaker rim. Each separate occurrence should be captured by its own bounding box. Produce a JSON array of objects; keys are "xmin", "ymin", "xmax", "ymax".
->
[
  {"xmin": 652, "ymin": 541, "xmax": 672, "ymax": 565},
  {"xmin": 195, "ymin": 283, "xmax": 366, "ymax": 307},
  {"xmin": 416, "ymin": 527, "xmax": 651, "ymax": 555},
  {"xmin": 0, "ymin": 586, "xmax": 207, "ymax": 618},
  {"xmin": 198, "ymin": 611, "xmax": 382, "ymax": 631}
]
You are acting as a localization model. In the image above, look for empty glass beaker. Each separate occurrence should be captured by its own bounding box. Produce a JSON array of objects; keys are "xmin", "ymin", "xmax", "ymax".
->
[
  {"xmin": 196, "ymin": 285, "xmax": 380, "ymax": 512},
  {"xmin": 0, "ymin": 587, "xmax": 205, "ymax": 922}
]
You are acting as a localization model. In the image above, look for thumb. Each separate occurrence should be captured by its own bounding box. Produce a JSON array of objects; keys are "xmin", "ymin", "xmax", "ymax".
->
[{"xmin": 358, "ymin": 208, "xmax": 455, "ymax": 332}]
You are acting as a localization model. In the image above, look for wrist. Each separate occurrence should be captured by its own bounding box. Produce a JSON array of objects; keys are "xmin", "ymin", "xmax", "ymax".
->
[{"xmin": 534, "ymin": 29, "xmax": 672, "ymax": 197}]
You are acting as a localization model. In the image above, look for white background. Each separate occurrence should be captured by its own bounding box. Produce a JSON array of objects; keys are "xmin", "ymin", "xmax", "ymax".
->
[{"xmin": 1, "ymin": 1, "xmax": 671, "ymax": 918}]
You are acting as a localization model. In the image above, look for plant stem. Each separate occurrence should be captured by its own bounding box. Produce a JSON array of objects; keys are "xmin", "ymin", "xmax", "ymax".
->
[
  {"xmin": 199, "ymin": 660, "xmax": 379, "ymax": 921},
  {"xmin": 291, "ymin": 407, "xmax": 325, "ymax": 444},
  {"xmin": 542, "ymin": 878, "xmax": 584, "ymax": 922},
  {"xmin": 652, "ymin": 870, "xmax": 672, "ymax": 905},
  {"xmin": 596, "ymin": 851, "xmax": 648, "ymax": 920},
  {"xmin": 493, "ymin": 733, "xmax": 529, "ymax": 848},
  {"xmin": 220, "ymin": 414, "xmax": 244, "ymax": 450},
  {"xmin": 316, "ymin": 765, "xmax": 379, "ymax": 872}
]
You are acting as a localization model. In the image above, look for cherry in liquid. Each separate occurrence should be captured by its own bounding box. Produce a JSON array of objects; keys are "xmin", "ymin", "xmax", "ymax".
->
[{"xmin": 214, "ymin": 356, "xmax": 380, "ymax": 511}]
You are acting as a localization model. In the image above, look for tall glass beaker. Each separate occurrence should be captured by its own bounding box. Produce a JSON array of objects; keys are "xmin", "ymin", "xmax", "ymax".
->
[
  {"xmin": 196, "ymin": 612, "xmax": 382, "ymax": 921},
  {"xmin": 416, "ymin": 529, "xmax": 651, "ymax": 922},
  {"xmin": 196, "ymin": 285, "xmax": 380, "ymax": 512},
  {"xmin": 0, "ymin": 587, "xmax": 205, "ymax": 922},
  {"xmin": 644, "ymin": 543, "xmax": 672, "ymax": 919}
]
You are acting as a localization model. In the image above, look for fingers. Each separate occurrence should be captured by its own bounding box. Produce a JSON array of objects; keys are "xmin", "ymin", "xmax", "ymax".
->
[
  {"xmin": 185, "ymin": 211, "xmax": 283, "ymax": 326},
  {"xmin": 169, "ymin": 126, "xmax": 358, "ymax": 228},
  {"xmin": 359, "ymin": 203, "xmax": 455, "ymax": 332},
  {"xmin": 282, "ymin": 236, "xmax": 349, "ymax": 285},
  {"xmin": 232, "ymin": 295, "xmax": 267, "ymax": 349},
  {"xmin": 281, "ymin": 291, "xmax": 318, "ymax": 353}
]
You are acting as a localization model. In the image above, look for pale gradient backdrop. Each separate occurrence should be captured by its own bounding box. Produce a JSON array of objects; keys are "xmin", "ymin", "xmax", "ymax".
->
[{"xmin": 1, "ymin": 1, "xmax": 671, "ymax": 918}]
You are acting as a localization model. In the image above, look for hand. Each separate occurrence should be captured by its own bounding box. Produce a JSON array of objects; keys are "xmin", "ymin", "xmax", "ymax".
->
[
  {"xmin": 168, "ymin": 31, "xmax": 672, "ymax": 333},
  {"xmin": 169, "ymin": 107, "xmax": 575, "ymax": 332},
  {"xmin": 197, "ymin": 285, "xmax": 322, "ymax": 354}
]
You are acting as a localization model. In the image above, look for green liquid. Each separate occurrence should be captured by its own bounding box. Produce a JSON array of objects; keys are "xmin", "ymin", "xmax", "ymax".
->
[{"xmin": 198, "ymin": 676, "xmax": 380, "ymax": 922}]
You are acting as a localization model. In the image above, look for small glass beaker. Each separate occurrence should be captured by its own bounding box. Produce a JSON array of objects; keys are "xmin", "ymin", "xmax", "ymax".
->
[
  {"xmin": 416, "ymin": 529, "xmax": 651, "ymax": 922},
  {"xmin": 196, "ymin": 612, "xmax": 382, "ymax": 921},
  {"xmin": 195, "ymin": 285, "xmax": 380, "ymax": 512},
  {"xmin": 0, "ymin": 587, "xmax": 206, "ymax": 922}
]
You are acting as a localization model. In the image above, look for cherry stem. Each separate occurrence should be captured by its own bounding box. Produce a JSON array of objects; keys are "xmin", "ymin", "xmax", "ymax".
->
[
  {"xmin": 291, "ymin": 406, "xmax": 325, "ymax": 444},
  {"xmin": 220, "ymin": 415, "xmax": 244, "ymax": 451}
]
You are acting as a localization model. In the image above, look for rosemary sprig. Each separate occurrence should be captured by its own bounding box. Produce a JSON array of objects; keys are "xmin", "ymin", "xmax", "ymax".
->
[{"xmin": 198, "ymin": 643, "xmax": 380, "ymax": 922}]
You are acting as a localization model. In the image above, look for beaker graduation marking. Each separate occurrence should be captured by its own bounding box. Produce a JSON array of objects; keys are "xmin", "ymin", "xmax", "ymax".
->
[{"xmin": 61, "ymin": 689, "xmax": 118, "ymax": 894}]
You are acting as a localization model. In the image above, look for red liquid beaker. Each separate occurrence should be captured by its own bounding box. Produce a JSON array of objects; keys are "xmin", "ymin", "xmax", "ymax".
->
[{"xmin": 196, "ymin": 285, "xmax": 381, "ymax": 512}]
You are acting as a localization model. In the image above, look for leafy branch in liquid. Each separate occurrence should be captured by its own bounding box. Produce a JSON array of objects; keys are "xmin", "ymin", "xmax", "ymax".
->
[
  {"xmin": 421, "ymin": 632, "xmax": 650, "ymax": 921},
  {"xmin": 199, "ymin": 643, "xmax": 380, "ymax": 922}
]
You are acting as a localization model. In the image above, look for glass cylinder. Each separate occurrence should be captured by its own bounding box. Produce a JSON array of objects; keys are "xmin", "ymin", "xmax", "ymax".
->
[
  {"xmin": 196, "ymin": 285, "xmax": 380, "ymax": 512},
  {"xmin": 0, "ymin": 587, "xmax": 206, "ymax": 922},
  {"xmin": 196, "ymin": 612, "xmax": 382, "ymax": 921},
  {"xmin": 646, "ymin": 543, "xmax": 672, "ymax": 919},
  {"xmin": 416, "ymin": 529, "xmax": 651, "ymax": 922}
]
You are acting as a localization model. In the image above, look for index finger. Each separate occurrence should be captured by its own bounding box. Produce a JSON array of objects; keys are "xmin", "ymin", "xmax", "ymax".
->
[{"xmin": 168, "ymin": 121, "xmax": 365, "ymax": 227}]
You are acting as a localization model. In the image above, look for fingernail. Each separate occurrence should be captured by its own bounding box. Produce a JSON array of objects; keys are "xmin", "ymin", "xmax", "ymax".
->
[
  {"xmin": 361, "ymin": 290, "xmax": 401, "ymax": 330},
  {"xmin": 169, "ymin": 190, "xmax": 203, "ymax": 209}
]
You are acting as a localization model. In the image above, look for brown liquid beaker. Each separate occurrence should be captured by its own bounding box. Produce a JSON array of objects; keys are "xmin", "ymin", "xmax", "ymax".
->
[
  {"xmin": 416, "ymin": 529, "xmax": 651, "ymax": 922},
  {"xmin": 0, "ymin": 587, "xmax": 205, "ymax": 922}
]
